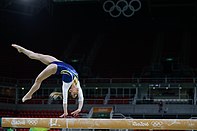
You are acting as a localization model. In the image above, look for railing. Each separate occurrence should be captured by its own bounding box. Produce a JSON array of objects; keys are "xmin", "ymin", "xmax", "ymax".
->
[
  {"xmin": 0, "ymin": 76, "xmax": 196, "ymax": 105},
  {"xmin": 0, "ymin": 76, "xmax": 197, "ymax": 86},
  {"xmin": 0, "ymin": 97, "xmax": 193, "ymax": 106}
]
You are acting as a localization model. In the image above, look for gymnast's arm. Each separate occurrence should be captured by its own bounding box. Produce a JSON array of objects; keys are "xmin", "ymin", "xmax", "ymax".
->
[
  {"xmin": 71, "ymin": 82, "xmax": 84, "ymax": 116},
  {"xmin": 60, "ymin": 82, "xmax": 70, "ymax": 117},
  {"xmin": 77, "ymin": 86, "xmax": 84, "ymax": 111}
]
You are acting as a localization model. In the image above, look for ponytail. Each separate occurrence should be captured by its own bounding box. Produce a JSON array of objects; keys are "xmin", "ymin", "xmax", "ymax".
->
[{"xmin": 49, "ymin": 92, "xmax": 63, "ymax": 100}]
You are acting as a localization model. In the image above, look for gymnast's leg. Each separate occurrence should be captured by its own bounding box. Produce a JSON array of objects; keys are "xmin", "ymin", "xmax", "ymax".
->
[
  {"xmin": 11, "ymin": 44, "xmax": 59, "ymax": 102},
  {"xmin": 11, "ymin": 44, "xmax": 60, "ymax": 65},
  {"xmin": 22, "ymin": 64, "xmax": 57, "ymax": 102}
]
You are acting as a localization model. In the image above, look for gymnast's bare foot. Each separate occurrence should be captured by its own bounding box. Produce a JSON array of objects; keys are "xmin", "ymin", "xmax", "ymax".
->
[
  {"xmin": 22, "ymin": 94, "xmax": 32, "ymax": 102},
  {"xmin": 11, "ymin": 44, "xmax": 24, "ymax": 53}
]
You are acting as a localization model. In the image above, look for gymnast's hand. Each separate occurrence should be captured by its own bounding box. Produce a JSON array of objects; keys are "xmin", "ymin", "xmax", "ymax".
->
[
  {"xmin": 59, "ymin": 112, "xmax": 68, "ymax": 118},
  {"xmin": 71, "ymin": 109, "xmax": 81, "ymax": 117}
]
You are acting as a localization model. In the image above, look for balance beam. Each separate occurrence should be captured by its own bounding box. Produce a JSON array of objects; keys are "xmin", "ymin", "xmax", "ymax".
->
[{"xmin": 1, "ymin": 118, "xmax": 197, "ymax": 130}]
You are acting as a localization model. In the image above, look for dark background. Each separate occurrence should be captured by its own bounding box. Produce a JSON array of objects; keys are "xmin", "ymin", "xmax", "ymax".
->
[{"xmin": 1, "ymin": 0, "xmax": 197, "ymax": 79}]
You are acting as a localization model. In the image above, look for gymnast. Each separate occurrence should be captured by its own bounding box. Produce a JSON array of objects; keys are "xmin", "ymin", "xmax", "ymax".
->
[{"xmin": 11, "ymin": 44, "xmax": 84, "ymax": 118}]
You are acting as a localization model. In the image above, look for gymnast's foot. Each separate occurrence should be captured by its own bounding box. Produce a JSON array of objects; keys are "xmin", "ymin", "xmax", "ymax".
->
[
  {"xmin": 11, "ymin": 44, "xmax": 24, "ymax": 53},
  {"xmin": 22, "ymin": 94, "xmax": 32, "ymax": 102}
]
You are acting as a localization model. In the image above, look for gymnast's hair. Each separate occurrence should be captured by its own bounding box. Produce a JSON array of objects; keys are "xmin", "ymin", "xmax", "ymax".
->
[{"xmin": 49, "ymin": 77, "xmax": 78, "ymax": 100}]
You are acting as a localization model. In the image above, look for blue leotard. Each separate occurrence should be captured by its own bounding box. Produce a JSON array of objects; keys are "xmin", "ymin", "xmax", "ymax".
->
[{"xmin": 51, "ymin": 61, "xmax": 78, "ymax": 83}]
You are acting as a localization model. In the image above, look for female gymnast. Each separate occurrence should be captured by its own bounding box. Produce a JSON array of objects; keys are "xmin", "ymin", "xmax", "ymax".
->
[{"xmin": 11, "ymin": 44, "xmax": 84, "ymax": 117}]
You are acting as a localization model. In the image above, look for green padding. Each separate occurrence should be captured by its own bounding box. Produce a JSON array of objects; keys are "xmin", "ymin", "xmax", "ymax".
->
[
  {"xmin": 7, "ymin": 128, "xmax": 14, "ymax": 131},
  {"xmin": 29, "ymin": 127, "xmax": 49, "ymax": 131}
]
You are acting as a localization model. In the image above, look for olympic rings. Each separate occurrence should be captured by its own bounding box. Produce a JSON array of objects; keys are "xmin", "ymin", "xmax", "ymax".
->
[
  {"xmin": 151, "ymin": 121, "xmax": 163, "ymax": 127},
  {"xmin": 103, "ymin": 0, "xmax": 141, "ymax": 18},
  {"xmin": 26, "ymin": 119, "xmax": 38, "ymax": 126}
]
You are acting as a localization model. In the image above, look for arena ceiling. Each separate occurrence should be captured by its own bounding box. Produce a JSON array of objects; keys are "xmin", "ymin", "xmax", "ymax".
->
[{"xmin": 1, "ymin": 0, "xmax": 197, "ymax": 79}]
